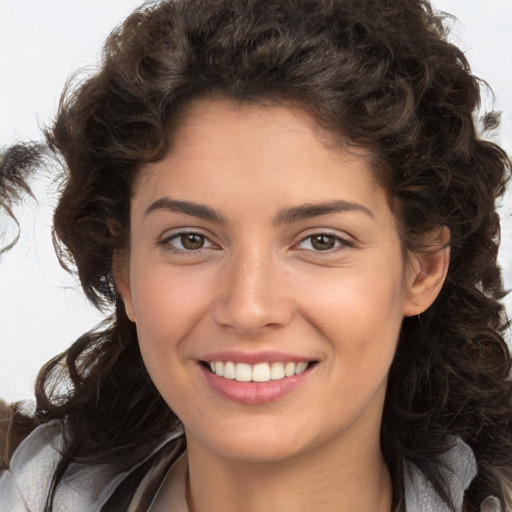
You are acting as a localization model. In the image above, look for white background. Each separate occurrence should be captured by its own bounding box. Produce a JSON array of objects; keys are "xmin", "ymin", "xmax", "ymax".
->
[{"xmin": 1, "ymin": 0, "xmax": 511, "ymax": 403}]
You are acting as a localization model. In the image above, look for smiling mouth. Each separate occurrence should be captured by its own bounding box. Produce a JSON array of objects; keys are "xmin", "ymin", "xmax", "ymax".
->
[{"xmin": 202, "ymin": 361, "xmax": 317, "ymax": 383}]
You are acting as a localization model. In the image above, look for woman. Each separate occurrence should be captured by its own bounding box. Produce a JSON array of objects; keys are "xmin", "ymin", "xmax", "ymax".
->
[{"xmin": 0, "ymin": 0, "xmax": 511, "ymax": 510}]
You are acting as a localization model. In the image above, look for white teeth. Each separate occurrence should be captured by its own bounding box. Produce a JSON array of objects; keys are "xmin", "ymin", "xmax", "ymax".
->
[
  {"xmin": 235, "ymin": 363, "xmax": 252, "ymax": 382},
  {"xmin": 223, "ymin": 361, "xmax": 236, "ymax": 379},
  {"xmin": 295, "ymin": 362, "xmax": 308, "ymax": 375},
  {"xmin": 284, "ymin": 362, "xmax": 296, "ymax": 377},
  {"xmin": 270, "ymin": 362, "xmax": 285, "ymax": 380},
  {"xmin": 211, "ymin": 360, "xmax": 311, "ymax": 382},
  {"xmin": 252, "ymin": 362, "xmax": 271, "ymax": 382}
]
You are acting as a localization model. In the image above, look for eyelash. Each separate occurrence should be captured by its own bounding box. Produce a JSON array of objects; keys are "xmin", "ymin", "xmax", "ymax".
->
[
  {"xmin": 159, "ymin": 231, "xmax": 216, "ymax": 254},
  {"xmin": 159, "ymin": 230, "xmax": 353, "ymax": 255},
  {"xmin": 294, "ymin": 232, "xmax": 354, "ymax": 252}
]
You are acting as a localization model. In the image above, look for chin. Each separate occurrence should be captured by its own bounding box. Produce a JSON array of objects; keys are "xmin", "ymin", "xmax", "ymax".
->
[
  {"xmin": 184, "ymin": 410, "xmax": 354, "ymax": 466},
  {"xmin": 185, "ymin": 415, "xmax": 313, "ymax": 462}
]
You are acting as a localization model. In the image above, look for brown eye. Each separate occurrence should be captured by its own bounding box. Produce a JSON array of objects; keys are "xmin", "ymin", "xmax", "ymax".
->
[
  {"xmin": 296, "ymin": 233, "xmax": 351, "ymax": 253},
  {"xmin": 162, "ymin": 231, "xmax": 216, "ymax": 253},
  {"xmin": 180, "ymin": 233, "xmax": 206, "ymax": 250},
  {"xmin": 310, "ymin": 234, "xmax": 337, "ymax": 251}
]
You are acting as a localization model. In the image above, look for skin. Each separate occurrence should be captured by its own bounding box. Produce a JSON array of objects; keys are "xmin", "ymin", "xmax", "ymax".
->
[{"xmin": 116, "ymin": 96, "xmax": 449, "ymax": 512}]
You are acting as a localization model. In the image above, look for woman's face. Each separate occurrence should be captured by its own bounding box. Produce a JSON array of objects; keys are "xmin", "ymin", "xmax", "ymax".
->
[{"xmin": 118, "ymin": 97, "xmax": 439, "ymax": 463}]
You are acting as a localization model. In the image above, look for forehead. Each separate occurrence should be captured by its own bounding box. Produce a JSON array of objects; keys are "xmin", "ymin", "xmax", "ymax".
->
[
  {"xmin": 134, "ymin": 96, "xmax": 380, "ymax": 200},
  {"xmin": 129, "ymin": 96, "xmax": 398, "ymax": 247}
]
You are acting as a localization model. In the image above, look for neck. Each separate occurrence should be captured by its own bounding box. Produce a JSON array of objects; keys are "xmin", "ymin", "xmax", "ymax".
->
[{"xmin": 185, "ymin": 431, "xmax": 393, "ymax": 512}]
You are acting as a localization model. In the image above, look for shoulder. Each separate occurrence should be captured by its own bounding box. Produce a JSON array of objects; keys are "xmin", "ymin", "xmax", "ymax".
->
[
  {"xmin": 404, "ymin": 437, "xmax": 502, "ymax": 512},
  {"xmin": 0, "ymin": 421, "xmax": 120, "ymax": 512},
  {"xmin": 0, "ymin": 421, "xmax": 185, "ymax": 512},
  {"xmin": 0, "ymin": 400, "xmax": 35, "ymax": 470},
  {"xmin": 0, "ymin": 399, "xmax": 10, "ymax": 468},
  {"xmin": 0, "ymin": 421, "xmax": 64, "ymax": 511}
]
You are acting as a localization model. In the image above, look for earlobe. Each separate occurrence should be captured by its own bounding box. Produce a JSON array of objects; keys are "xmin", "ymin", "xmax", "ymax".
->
[
  {"xmin": 403, "ymin": 227, "xmax": 450, "ymax": 317},
  {"xmin": 112, "ymin": 250, "xmax": 136, "ymax": 322}
]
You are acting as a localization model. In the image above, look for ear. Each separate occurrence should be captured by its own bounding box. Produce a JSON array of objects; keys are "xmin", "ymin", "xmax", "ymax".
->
[
  {"xmin": 112, "ymin": 249, "xmax": 136, "ymax": 322},
  {"xmin": 402, "ymin": 227, "xmax": 450, "ymax": 317}
]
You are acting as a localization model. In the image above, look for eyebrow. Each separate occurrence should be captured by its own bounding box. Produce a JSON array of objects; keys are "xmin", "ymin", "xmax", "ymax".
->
[
  {"xmin": 145, "ymin": 198, "xmax": 226, "ymax": 223},
  {"xmin": 274, "ymin": 200, "xmax": 375, "ymax": 224},
  {"xmin": 144, "ymin": 197, "xmax": 374, "ymax": 224}
]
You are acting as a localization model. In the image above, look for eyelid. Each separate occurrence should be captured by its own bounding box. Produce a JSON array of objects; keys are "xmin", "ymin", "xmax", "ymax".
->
[
  {"xmin": 293, "ymin": 229, "xmax": 355, "ymax": 251},
  {"xmin": 158, "ymin": 228, "xmax": 219, "ymax": 252},
  {"xmin": 157, "ymin": 227, "xmax": 354, "ymax": 254}
]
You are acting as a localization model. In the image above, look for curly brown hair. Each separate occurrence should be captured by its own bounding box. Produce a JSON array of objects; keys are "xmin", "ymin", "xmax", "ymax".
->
[{"xmin": 2, "ymin": 0, "xmax": 511, "ymax": 510}]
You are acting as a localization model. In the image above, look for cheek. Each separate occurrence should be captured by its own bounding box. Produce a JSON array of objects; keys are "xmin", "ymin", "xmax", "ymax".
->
[
  {"xmin": 129, "ymin": 265, "xmax": 214, "ymax": 359},
  {"xmin": 130, "ymin": 269, "xmax": 213, "ymax": 411},
  {"xmin": 299, "ymin": 261, "xmax": 406, "ymax": 359}
]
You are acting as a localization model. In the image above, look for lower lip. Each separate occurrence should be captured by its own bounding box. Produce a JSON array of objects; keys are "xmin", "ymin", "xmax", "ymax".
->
[{"xmin": 201, "ymin": 364, "xmax": 313, "ymax": 405}]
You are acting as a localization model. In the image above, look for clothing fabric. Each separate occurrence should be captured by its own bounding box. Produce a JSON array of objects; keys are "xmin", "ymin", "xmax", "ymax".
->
[{"xmin": 0, "ymin": 422, "xmax": 501, "ymax": 512}]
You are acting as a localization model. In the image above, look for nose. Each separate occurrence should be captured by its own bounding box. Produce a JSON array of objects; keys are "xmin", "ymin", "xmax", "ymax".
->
[{"xmin": 212, "ymin": 246, "xmax": 293, "ymax": 336}]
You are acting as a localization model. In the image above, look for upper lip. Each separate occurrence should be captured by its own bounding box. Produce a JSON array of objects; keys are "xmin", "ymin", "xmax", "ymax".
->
[{"xmin": 200, "ymin": 350, "xmax": 316, "ymax": 365}]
